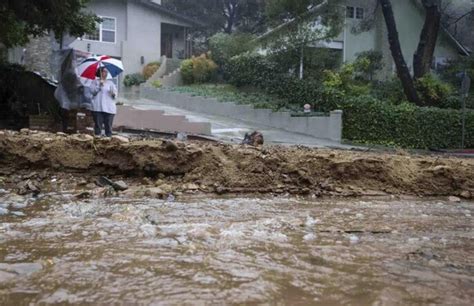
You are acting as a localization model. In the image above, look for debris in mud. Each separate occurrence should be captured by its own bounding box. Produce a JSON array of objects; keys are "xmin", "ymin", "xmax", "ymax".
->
[
  {"xmin": 242, "ymin": 131, "xmax": 264, "ymax": 146},
  {"xmin": 16, "ymin": 180, "xmax": 41, "ymax": 196},
  {"xmin": 448, "ymin": 196, "xmax": 461, "ymax": 203},
  {"xmin": 0, "ymin": 131, "xmax": 473, "ymax": 198},
  {"xmin": 96, "ymin": 176, "xmax": 128, "ymax": 191}
]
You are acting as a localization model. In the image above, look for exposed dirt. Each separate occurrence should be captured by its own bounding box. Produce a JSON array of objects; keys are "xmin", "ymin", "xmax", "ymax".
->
[{"xmin": 0, "ymin": 129, "xmax": 473, "ymax": 198}]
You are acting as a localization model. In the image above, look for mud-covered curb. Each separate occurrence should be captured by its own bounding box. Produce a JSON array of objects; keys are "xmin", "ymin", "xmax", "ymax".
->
[{"xmin": 0, "ymin": 130, "xmax": 473, "ymax": 199}]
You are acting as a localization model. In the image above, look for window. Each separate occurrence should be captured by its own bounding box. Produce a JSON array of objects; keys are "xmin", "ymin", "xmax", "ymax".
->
[
  {"xmin": 346, "ymin": 6, "xmax": 364, "ymax": 19},
  {"xmin": 346, "ymin": 6, "xmax": 354, "ymax": 18},
  {"xmin": 84, "ymin": 16, "xmax": 116, "ymax": 43}
]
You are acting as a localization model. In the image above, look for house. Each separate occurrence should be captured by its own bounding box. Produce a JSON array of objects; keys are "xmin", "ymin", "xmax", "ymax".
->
[
  {"xmin": 443, "ymin": 0, "xmax": 474, "ymax": 52},
  {"xmin": 339, "ymin": 0, "xmax": 470, "ymax": 78},
  {"xmin": 6, "ymin": 0, "xmax": 199, "ymax": 82},
  {"xmin": 70, "ymin": 0, "xmax": 199, "ymax": 76},
  {"xmin": 260, "ymin": 0, "xmax": 470, "ymax": 79}
]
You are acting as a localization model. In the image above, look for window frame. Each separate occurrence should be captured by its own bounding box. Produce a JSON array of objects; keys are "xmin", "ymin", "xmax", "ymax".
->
[
  {"xmin": 346, "ymin": 6, "xmax": 355, "ymax": 19},
  {"xmin": 355, "ymin": 7, "xmax": 365, "ymax": 19},
  {"xmin": 83, "ymin": 16, "xmax": 116, "ymax": 44}
]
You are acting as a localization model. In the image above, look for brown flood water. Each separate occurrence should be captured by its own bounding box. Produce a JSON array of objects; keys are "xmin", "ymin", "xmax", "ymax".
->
[{"xmin": 0, "ymin": 194, "xmax": 473, "ymax": 305}]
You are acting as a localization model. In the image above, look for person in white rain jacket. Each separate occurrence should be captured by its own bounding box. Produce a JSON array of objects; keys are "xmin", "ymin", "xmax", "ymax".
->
[{"xmin": 90, "ymin": 67, "xmax": 117, "ymax": 137}]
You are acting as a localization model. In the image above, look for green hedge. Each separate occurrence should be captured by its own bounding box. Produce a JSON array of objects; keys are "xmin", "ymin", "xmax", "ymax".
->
[
  {"xmin": 341, "ymin": 96, "xmax": 474, "ymax": 149},
  {"xmin": 226, "ymin": 52, "xmax": 320, "ymax": 106},
  {"xmin": 225, "ymin": 53, "xmax": 474, "ymax": 149},
  {"xmin": 123, "ymin": 73, "xmax": 145, "ymax": 87}
]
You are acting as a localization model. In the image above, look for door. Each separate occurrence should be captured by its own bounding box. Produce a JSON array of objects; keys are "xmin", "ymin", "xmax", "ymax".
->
[{"xmin": 161, "ymin": 33, "xmax": 173, "ymax": 58}]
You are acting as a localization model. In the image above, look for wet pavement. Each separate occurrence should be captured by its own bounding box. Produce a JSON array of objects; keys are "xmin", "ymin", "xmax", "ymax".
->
[
  {"xmin": 0, "ymin": 193, "xmax": 473, "ymax": 305},
  {"xmin": 119, "ymin": 95, "xmax": 357, "ymax": 149}
]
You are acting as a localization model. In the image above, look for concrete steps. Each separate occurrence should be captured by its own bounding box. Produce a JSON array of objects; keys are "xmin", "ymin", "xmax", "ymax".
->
[
  {"xmin": 113, "ymin": 105, "xmax": 211, "ymax": 135},
  {"xmin": 145, "ymin": 56, "xmax": 183, "ymax": 87}
]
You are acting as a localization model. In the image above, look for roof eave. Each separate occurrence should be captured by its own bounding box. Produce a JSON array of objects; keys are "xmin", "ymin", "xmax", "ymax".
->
[{"xmin": 133, "ymin": 0, "xmax": 204, "ymax": 28}]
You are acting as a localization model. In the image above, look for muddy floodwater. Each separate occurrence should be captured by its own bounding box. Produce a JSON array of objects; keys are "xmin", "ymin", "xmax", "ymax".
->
[{"xmin": 0, "ymin": 195, "xmax": 473, "ymax": 305}]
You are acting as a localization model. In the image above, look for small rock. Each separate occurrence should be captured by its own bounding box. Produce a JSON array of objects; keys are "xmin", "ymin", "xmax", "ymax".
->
[
  {"xmin": 159, "ymin": 184, "xmax": 174, "ymax": 194},
  {"xmin": 17, "ymin": 180, "xmax": 41, "ymax": 196},
  {"xmin": 0, "ymin": 207, "xmax": 9, "ymax": 215},
  {"xmin": 113, "ymin": 180, "xmax": 128, "ymax": 191},
  {"xmin": 23, "ymin": 172, "xmax": 38, "ymax": 179},
  {"xmin": 432, "ymin": 165, "xmax": 452, "ymax": 172},
  {"xmin": 215, "ymin": 186, "xmax": 226, "ymax": 195},
  {"xmin": 162, "ymin": 140, "xmax": 178, "ymax": 152},
  {"xmin": 111, "ymin": 135, "xmax": 130, "ymax": 143},
  {"xmin": 20, "ymin": 128, "xmax": 30, "ymax": 134},
  {"xmin": 166, "ymin": 194, "xmax": 176, "ymax": 202},
  {"xmin": 460, "ymin": 191, "xmax": 472, "ymax": 199},
  {"xmin": 70, "ymin": 134, "xmax": 94, "ymax": 142},
  {"xmin": 77, "ymin": 179, "xmax": 88, "ymax": 186},
  {"xmin": 0, "ymin": 188, "xmax": 7, "ymax": 195},
  {"xmin": 85, "ymin": 183, "xmax": 96, "ymax": 189},
  {"xmin": 145, "ymin": 187, "xmax": 166, "ymax": 198},
  {"xmin": 56, "ymin": 132, "xmax": 67, "ymax": 136},
  {"xmin": 10, "ymin": 201, "xmax": 28, "ymax": 209},
  {"xmin": 75, "ymin": 191, "xmax": 92, "ymax": 199},
  {"xmin": 448, "ymin": 196, "xmax": 461, "ymax": 203},
  {"xmin": 349, "ymin": 235, "xmax": 360, "ymax": 244},
  {"xmin": 305, "ymin": 216, "xmax": 319, "ymax": 227},
  {"xmin": 11, "ymin": 211, "xmax": 26, "ymax": 217},
  {"xmin": 183, "ymin": 183, "xmax": 199, "ymax": 191},
  {"xmin": 96, "ymin": 176, "xmax": 127, "ymax": 191}
]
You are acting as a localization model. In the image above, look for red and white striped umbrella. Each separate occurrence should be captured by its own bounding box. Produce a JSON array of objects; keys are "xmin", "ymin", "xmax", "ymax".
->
[{"xmin": 76, "ymin": 55, "xmax": 124, "ymax": 80}]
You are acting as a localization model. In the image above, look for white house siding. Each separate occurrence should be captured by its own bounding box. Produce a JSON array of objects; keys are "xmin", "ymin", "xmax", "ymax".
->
[
  {"xmin": 69, "ymin": 0, "xmax": 127, "ymax": 59},
  {"xmin": 391, "ymin": 0, "xmax": 459, "ymax": 70},
  {"xmin": 69, "ymin": 0, "xmax": 192, "ymax": 75},
  {"xmin": 121, "ymin": 0, "xmax": 163, "ymax": 74},
  {"xmin": 123, "ymin": 2, "xmax": 191, "ymax": 73},
  {"xmin": 343, "ymin": 0, "xmax": 378, "ymax": 63},
  {"xmin": 341, "ymin": 0, "xmax": 461, "ymax": 79}
]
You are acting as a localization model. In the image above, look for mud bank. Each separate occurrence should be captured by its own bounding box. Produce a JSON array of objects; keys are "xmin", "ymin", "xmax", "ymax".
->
[{"xmin": 0, "ymin": 130, "xmax": 473, "ymax": 198}]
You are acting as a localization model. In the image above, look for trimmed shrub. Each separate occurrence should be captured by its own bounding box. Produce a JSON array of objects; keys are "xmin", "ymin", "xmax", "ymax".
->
[
  {"xmin": 123, "ymin": 73, "xmax": 145, "ymax": 87},
  {"xmin": 341, "ymin": 96, "xmax": 474, "ymax": 149},
  {"xmin": 151, "ymin": 80, "xmax": 162, "ymax": 88},
  {"xmin": 208, "ymin": 33, "xmax": 256, "ymax": 68},
  {"xmin": 180, "ymin": 55, "xmax": 218, "ymax": 84},
  {"xmin": 180, "ymin": 59, "xmax": 194, "ymax": 84},
  {"xmin": 415, "ymin": 74, "xmax": 453, "ymax": 107},
  {"xmin": 142, "ymin": 61, "xmax": 161, "ymax": 80}
]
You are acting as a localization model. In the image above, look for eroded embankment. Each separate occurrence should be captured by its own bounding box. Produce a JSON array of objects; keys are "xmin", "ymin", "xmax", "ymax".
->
[{"xmin": 0, "ymin": 130, "xmax": 473, "ymax": 198}]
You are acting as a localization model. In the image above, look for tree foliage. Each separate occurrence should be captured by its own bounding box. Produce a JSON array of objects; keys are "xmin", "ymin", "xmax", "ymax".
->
[
  {"xmin": 208, "ymin": 32, "xmax": 257, "ymax": 67},
  {"xmin": 261, "ymin": 0, "xmax": 343, "ymax": 79},
  {"xmin": 162, "ymin": 0, "xmax": 266, "ymax": 35},
  {"xmin": 0, "ymin": 0, "xmax": 99, "ymax": 47}
]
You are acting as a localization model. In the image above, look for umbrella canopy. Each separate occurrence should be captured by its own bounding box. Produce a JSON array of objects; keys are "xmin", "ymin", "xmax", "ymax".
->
[{"xmin": 76, "ymin": 55, "xmax": 124, "ymax": 80}]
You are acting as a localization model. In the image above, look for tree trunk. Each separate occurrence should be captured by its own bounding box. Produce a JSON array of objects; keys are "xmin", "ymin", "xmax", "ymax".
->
[
  {"xmin": 413, "ymin": 0, "xmax": 441, "ymax": 79},
  {"xmin": 224, "ymin": 0, "xmax": 238, "ymax": 34},
  {"xmin": 299, "ymin": 46, "xmax": 304, "ymax": 80},
  {"xmin": 379, "ymin": 0, "xmax": 421, "ymax": 105}
]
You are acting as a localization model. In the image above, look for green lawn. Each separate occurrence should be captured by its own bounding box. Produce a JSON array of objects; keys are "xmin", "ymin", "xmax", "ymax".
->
[{"xmin": 170, "ymin": 84, "xmax": 293, "ymax": 111}]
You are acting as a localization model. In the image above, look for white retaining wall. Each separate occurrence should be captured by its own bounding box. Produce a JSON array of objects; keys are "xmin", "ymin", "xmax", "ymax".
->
[{"xmin": 141, "ymin": 87, "xmax": 343, "ymax": 142}]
